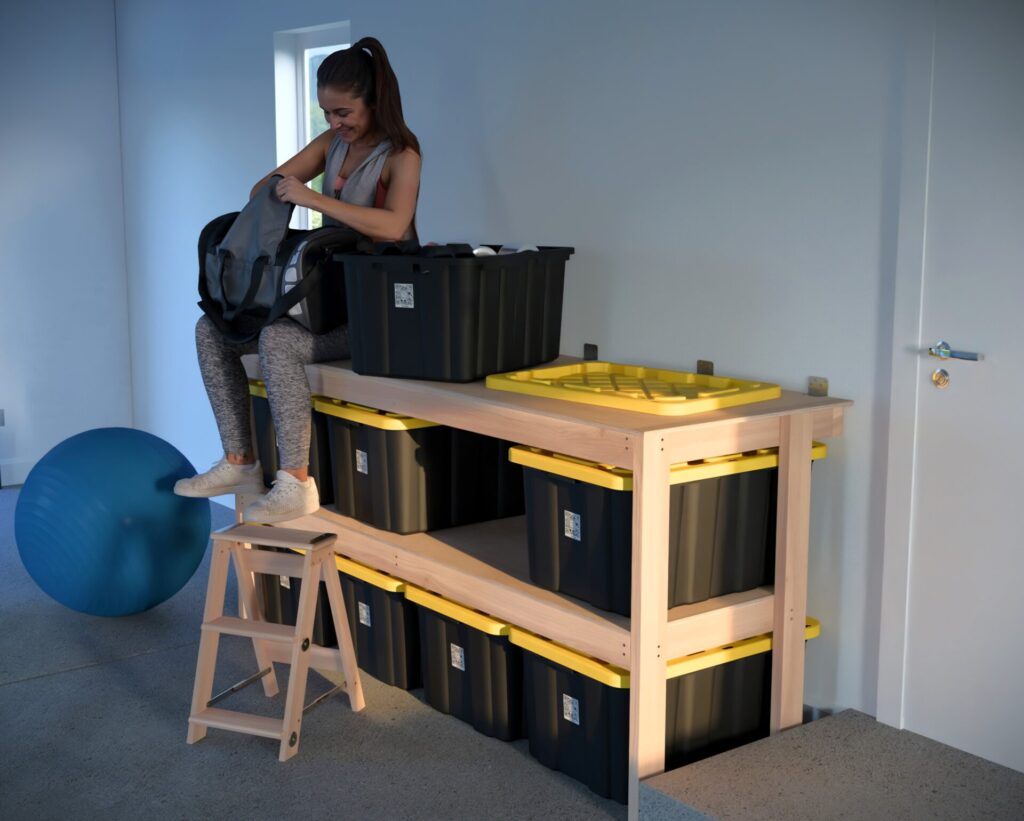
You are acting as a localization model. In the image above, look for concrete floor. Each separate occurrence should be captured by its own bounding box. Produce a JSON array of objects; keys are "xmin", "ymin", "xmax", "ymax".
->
[
  {"xmin": 0, "ymin": 487, "xmax": 622, "ymax": 820},
  {"xmin": 640, "ymin": 710, "xmax": 1024, "ymax": 820}
]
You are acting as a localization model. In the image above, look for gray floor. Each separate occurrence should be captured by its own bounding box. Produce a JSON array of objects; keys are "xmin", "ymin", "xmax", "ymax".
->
[
  {"xmin": 0, "ymin": 486, "xmax": 623, "ymax": 820},
  {"xmin": 640, "ymin": 710, "xmax": 1024, "ymax": 820}
]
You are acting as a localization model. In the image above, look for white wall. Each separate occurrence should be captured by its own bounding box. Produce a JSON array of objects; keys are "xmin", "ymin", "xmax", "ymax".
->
[
  {"xmin": 0, "ymin": 0, "xmax": 132, "ymax": 485},
  {"xmin": 114, "ymin": 0, "xmax": 930, "ymax": 714}
]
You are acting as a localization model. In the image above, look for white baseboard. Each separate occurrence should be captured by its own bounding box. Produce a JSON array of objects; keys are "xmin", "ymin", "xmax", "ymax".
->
[{"xmin": 0, "ymin": 459, "xmax": 31, "ymax": 488}]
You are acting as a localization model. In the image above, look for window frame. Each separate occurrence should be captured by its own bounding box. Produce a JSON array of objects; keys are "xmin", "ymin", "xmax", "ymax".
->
[{"xmin": 273, "ymin": 22, "xmax": 351, "ymax": 228}]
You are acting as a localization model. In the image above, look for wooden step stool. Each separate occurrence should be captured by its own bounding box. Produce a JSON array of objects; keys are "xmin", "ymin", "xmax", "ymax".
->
[{"xmin": 187, "ymin": 524, "xmax": 365, "ymax": 761}]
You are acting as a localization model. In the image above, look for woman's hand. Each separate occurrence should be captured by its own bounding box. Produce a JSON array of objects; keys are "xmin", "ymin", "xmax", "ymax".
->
[{"xmin": 275, "ymin": 175, "xmax": 317, "ymax": 207}]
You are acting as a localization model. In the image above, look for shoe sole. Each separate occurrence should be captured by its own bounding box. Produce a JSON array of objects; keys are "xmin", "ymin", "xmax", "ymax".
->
[{"xmin": 174, "ymin": 482, "xmax": 266, "ymax": 498}]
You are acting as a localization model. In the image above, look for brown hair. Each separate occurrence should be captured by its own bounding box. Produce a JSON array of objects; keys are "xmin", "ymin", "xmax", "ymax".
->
[{"xmin": 316, "ymin": 37, "xmax": 420, "ymax": 156}]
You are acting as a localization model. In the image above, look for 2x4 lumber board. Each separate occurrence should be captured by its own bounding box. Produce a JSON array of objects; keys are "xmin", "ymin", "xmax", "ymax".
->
[
  {"xmin": 627, "ymin": 433, "xmax": 672, "ymax": 815},
  {"xmin": 280, "ymin": 509, "xmax": 631, "ymax": 666},
  {"xmin": 664, "ymin": 587, "xmax": 775, "ymax": 659},
  {"xmin": 658, "ymin": 403, "xmax": 848, "ymax": 465},
  {"xmin": 770, "ymin": 412, "xmax": 813, "ymax": 733}
]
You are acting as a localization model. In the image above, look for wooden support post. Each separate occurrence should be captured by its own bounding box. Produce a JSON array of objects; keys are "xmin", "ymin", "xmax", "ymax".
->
[
  {"xmin": 627, "ymin": 433, "xmax": 671, "ymax": 817},
  {"xmin": 770, "ymin": 412, "xmax": 813, "ymax": 733}
]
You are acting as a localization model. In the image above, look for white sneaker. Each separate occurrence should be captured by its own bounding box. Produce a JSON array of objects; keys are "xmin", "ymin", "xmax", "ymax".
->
[
  {"xmin": 243, "ymin": 471, "xmax": 320, "ymax": 524},
  {"xmin": 174, "ymin": 458, "xmax": 265, "ymax": 498}
]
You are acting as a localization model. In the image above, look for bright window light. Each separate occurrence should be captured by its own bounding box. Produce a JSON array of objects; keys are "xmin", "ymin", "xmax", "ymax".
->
[{"xmin": 274, "ymin": 22, "xmax": 351, "ymax": 229}]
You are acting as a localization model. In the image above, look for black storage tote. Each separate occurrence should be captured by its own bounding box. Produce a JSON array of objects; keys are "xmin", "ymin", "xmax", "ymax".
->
[
  {"xmin": 512, "ymin": 619, "xmax": 820, "ymax": 803},
  {"xmin": 316, "ymin": 397, "xmax": 524, "ymax": 534},
  {"xmin": 407, "ymin": 586, "xmax": 523, "ymax": 741},
  {"xmin": 511, "ymin": 443, "xmax": 827, "ymax": 617},
  {"xmin": 253, "ymin": 549, "xmax": 421, "ymax": 689},
  {"xmin": 341, "ymin": 245, "xmax": 573, "ymax": 382}
]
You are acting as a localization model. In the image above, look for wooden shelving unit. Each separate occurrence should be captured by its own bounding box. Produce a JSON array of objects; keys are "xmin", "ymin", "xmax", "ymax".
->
[{"xmin": 242, "ymin": 356, "xmax": 850, "ymax": 818}]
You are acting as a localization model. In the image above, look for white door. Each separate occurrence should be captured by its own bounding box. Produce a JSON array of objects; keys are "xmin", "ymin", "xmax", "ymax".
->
[{"xmin": 895, "ymin": 0, "xmax": 1024, "ymax": 771}]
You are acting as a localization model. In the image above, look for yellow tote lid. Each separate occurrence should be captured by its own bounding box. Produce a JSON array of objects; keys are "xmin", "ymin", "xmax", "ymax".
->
[
  {"xmin": 509, "ymin": 443, "xmax": 827, "ymax": 491},
  {"xmin": 487, "ymin": 361, "xmax": 781, "ymax": 416},
  {"xmin": 312, "ymin": 396, "xmax": 439, "ymax": 431},
  {"xmin": 335, "ymin": 555, "xmax": 405, "ymax": 593},
  {"xmin": 404, "ymin": 586, "xmax": 510, "ymax": 636},
  {"xmin": 509, "ymin": 627, "xmax": 630, "ymax": 688},
  {"xmin": 273, "ymin": 548, "xmax": 406, "ymax": 593}
]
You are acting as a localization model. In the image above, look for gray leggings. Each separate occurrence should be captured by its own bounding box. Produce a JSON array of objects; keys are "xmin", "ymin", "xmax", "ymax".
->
[{"xmin": 195, "ymin": 316, "xmax": 350, "ymax": 469}]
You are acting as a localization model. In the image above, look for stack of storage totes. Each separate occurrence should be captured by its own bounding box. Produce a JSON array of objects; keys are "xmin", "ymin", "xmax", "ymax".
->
[
  {"xmin": 512, "ymin": 619, "xmax": 821, "ymax": 803},
  {"xmin": 510, "ymin": 444, "xmax": 827, "ymax": 616},
  {"xmin": 254, "ymin": 549, "xmax": 421, "ymax": 689},
  {"xmin": 340, "ymin": 244, "xmax": 574, "ymax": 382},
  {"xmin": 313, "ymin": 397, "xmax": 524, "ymax": 533}
]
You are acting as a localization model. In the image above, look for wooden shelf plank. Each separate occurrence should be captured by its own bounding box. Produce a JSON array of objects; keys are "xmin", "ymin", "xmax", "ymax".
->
[
  {"xmin": 276, "ymin": 509, "xmax": 632, "ymax": 667},
  {"xmin": 241, "ymin": 356, "xmax": 851, "ymax": 469}
]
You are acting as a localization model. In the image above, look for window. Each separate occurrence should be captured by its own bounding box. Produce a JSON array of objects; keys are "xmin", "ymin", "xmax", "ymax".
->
[{"xmin": 274, "ymin": 22, "xmax": 351, "ymax": 229}]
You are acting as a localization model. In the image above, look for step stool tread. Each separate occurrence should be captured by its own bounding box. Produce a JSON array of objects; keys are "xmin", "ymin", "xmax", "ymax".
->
[
  {"xmin": 190, "ymin": 707, "xmax": 284, "ymax": 739},
  {"xmin": 203, "ymin": 616, "xmax": 297, "ymax": 642},
  {"xmin": 212, "ymin": 523, "xmax": 336, "ymax": 550}
]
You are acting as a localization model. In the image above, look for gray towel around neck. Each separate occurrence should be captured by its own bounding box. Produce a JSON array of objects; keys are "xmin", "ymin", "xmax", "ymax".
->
[{"xmin": 321, "ymin": 134, "xmax": 416, "ymax": 240}]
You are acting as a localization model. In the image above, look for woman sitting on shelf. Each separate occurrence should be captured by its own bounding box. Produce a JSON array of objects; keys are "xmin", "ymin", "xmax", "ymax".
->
[{"xmin": 174, "ymin": 37, "xmax": 421, "ymax": 522}]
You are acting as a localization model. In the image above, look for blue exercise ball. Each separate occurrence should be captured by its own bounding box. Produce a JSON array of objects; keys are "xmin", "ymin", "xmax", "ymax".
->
[{"xmin": 15, "ymin": 427, "xmax": 211, "ymax": 617}]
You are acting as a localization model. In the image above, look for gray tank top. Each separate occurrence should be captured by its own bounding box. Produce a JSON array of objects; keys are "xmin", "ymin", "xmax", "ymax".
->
[{"xmin": 322, "ymin": 134, "xmax": 415, "ymax": 239}]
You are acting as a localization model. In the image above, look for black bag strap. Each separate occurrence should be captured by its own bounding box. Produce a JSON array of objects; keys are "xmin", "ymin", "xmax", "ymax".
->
[
  {"xmin": 222, "ymin": 255, "xmax": 268, "ymax": 321},
  {"xmin": 197, "ymin": 259, "xmax": 328, "ymax": 344}
]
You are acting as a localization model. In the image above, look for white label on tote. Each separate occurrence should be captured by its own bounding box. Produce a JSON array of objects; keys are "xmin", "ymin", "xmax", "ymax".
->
[
  {"xmin": 450, "ymin": 643, "xmax": 466, "ymax": 671},
  {"xmin": 358, "ymin": 601, "xmax": 372, "ymax": 627},
  {"xmin": 562, "ymin": 694, "xmax": 580, "ymax": 725},
  {"xmin": 564, "ymin": 510, "xmax": 582, "ymax": 542},
  {"xmin": 356, "ymin": 449, "xmax": 369, "ymax": 474},
  {"xmin": 280, "ymin": 575, "xmax": 291, "ymax": 590},
  {"xmin": 394, "ymin": 283, "xmax": 415, "ymax": 309}
]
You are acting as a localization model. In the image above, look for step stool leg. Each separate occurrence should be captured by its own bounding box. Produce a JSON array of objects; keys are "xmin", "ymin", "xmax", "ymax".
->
[
  {"xmin": 187, "ymin": 540, "xmax": 232, "ymax": 744},
  {"xmin": 232, "ymin": 543, "xmax": 281, "ymax": 697},
  {"xmin": 278, "ymin": 548, "xmax": 323, "ymax": 761},
  {"xmin": 321, "ymin": 558, "xmax": 365, "ymax": 712}
]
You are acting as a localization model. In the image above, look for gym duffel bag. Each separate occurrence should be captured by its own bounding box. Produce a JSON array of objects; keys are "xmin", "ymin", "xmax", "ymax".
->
[{"xmin": 197, "ymin": 174, "xmax": 360, "ymax": 343}]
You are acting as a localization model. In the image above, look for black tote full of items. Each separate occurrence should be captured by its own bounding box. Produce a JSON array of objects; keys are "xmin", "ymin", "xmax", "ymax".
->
[{"xmin": 197, "ymin": 181, "xmax": 574, "ymax": 381}]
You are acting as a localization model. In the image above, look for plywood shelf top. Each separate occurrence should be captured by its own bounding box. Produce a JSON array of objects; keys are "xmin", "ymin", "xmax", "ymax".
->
[{"xmin": 242, "ymin": 355, "xmax": 850, "ymax": 467}]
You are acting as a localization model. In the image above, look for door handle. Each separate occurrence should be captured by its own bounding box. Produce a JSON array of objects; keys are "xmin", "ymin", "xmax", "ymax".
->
[{"xmin": 927, "ymin": 340, "xmax": 984, "ymax": 362}]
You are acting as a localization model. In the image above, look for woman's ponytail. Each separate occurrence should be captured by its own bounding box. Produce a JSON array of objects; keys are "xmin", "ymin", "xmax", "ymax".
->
[{"xmin": 318, "ymin": 37, "xmax": 420, "ymax": 156}]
